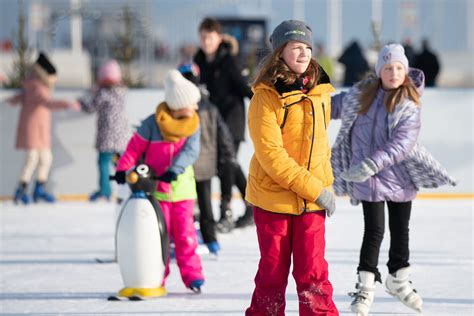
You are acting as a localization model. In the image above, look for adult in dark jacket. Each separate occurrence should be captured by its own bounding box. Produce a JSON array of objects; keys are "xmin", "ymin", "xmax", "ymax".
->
[
  {"xmin": 338, "ymin": 40, "xmax": 370, "ymax": 86},
  {"xmin": 194, "ymin": 18, "xmax": 254, "ymax": 231},
  {"xmin": 414, "ymin": 39, "xmax": 440, "ymax": 87},
  {"xmin": 179, "ymin": 62, "xmax": 236, "ymax": 254}
]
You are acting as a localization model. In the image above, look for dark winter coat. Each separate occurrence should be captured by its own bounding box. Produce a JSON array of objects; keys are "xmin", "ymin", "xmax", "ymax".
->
[
  {"xmin": 79, "ymin": 86, "xmax": 129, "ymax": 153},
  {"xmin": 331, "ymin": 68, "xmax": 456, "ymax": 204},
  {"xmin": 193, "ymin": 91, "xmax": 236, "ymax": 181},
  {"xmin": 338, "ymin": 41, "xmax": 370, "ymax": 86},
  {"xmin": 194, "ymin": 41, "xmax": 253, "ymax": 142},
  {"xmin": 414, "ymin": 49, "xmax": 440, "ymax": 87}
]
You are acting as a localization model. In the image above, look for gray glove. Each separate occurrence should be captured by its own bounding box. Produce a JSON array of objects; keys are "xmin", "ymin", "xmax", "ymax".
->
[
  {"xmin": 340, "ymin": 158, "xmax": 378, "ymax": 183},
  {"xmin": 316, "ymin": 188, "xmax": 336, "ymax": 218}
]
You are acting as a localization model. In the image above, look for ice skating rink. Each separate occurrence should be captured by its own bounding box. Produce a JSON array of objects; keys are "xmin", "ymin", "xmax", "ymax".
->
[{"xmin": 0, "ymin": 197, "xmax": 472, "ymax": 315}]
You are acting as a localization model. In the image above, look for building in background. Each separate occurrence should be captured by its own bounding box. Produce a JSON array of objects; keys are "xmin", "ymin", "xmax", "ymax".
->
[{"xmin": 0, "ymin": 0, "xmax": 472, "ymax": 88}]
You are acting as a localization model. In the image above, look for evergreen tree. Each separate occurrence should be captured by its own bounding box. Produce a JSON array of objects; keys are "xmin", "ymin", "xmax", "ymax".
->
[{"xmin": 3, "ymin": 0, "xmax": 32, "ymax": 88}]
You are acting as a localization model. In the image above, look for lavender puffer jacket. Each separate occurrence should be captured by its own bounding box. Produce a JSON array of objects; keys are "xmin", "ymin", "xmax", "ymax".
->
[{"xmin": 331, "ymin": 68, "xmax": 456, "ymax": 204}]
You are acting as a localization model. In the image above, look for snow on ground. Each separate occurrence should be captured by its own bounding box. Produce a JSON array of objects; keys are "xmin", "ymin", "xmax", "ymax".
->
[{"xmin": 0, "ymin": 198, "xmax": 472, "ymax": 315}]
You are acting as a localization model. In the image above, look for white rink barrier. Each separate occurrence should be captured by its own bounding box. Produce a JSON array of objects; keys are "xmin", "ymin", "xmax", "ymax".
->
[{"xmin": 1, "ymin": 88, "xmax": 472, "ymax": 197}]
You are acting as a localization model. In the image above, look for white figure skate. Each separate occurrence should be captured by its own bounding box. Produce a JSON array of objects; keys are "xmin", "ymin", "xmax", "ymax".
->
[
  {"xmin": 348, "ymin": 271, "xmax": 375, "ymax": 316},
  {"xmin": 385, "ymin": 267, "xmax": 423, "ymax": 313}
]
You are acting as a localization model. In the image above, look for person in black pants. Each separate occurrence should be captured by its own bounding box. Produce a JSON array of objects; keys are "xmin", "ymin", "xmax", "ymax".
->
[
  {"xmin": 178, "ymin": 62, "xmax": 236, "ymax": 254},
  {"xmin": 331, "ymin": 44, "xmax": 455, "ymax": 314},
  {"xmin": 358, "ymin": 201, "xmax": 411, "ymax": 282},
  {"xmin": 194, "ymin": 18, "xmax": 254, "ymax": 232}
]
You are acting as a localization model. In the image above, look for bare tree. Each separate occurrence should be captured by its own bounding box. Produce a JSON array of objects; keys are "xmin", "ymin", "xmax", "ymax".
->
[{"xmin": 112, "ymin": 5, "xmax": 144, "ymax": 88}]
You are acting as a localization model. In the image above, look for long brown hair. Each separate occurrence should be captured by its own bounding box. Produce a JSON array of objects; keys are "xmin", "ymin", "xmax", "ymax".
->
[
  {"xmin": 358, "ymin": 73, "xmax": 421, "ymax": 114},
  {"xmin": 253, "ymin": 45, "xmax": 320, "ymax": 88}
]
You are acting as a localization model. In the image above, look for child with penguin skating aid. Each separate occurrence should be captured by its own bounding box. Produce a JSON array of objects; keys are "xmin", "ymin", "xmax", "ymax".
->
[{"xmin": 115, "ymin": 70, "xmax": 205, "ymax": 295}]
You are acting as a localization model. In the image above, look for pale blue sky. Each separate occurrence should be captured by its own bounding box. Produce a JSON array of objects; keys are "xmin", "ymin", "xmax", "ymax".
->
[{"xmin": 0, "ymin": 0, "xmax": 471, "ymax": 53}]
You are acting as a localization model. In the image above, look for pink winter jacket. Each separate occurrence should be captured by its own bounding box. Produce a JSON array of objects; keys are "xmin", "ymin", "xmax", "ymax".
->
[{"xmin": 10, "ymin": 75, "xmax": 70, "ymax": 150}]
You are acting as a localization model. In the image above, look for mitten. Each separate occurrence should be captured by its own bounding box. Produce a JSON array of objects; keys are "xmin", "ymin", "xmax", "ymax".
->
[
  {"xmin": 68, "ymin": 101, "xmax": 81, "ymax": 111},
  {"xmin": 316, "ymin": 188, "xmax": 336, "ymax": 218},
  {"xmin": 115, "ymin": 170, "xmax": 126, "ymax": 184},
  {"xmin": 340, "ymin": 158, "xmax": 378, "ymax": 183},
  {"xmin": 157, "ymin": 170, "xmax": 178, "ymax": 183}
]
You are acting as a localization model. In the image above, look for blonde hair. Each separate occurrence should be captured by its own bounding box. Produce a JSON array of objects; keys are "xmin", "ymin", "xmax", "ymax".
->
[
  {"xmin": 358, "ymin": 74, "xmax": 420, "ymax": 114},
  {"xmin": 253, "ymin": 45, "xmax": 319, "ymax": 88}
]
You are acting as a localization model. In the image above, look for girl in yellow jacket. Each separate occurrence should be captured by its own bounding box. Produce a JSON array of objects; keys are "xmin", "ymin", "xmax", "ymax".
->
[{"xmin": 245, "ymin": 20, "xmax": 339, "ymax": 316}]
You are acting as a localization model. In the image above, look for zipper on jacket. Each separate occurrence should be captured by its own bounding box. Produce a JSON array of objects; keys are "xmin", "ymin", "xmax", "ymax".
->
[
  {"xmin": 322, "ymin": 102, "xmax": 327, "ymax": 130},
  {"xmin": 302, "ymin": 98, "xmax": 317, "ymax": 212},
  {"xmin": 280, "ymin": 97, "xmax": 306, "ymax": 130},
  {"xmin": 280, "ymin": 108, "xmax": 289, "ymax": 129},
  {"xmin": 369, "ymin": 103, "xmax": 382, "ymax": 201},
  {"xmin": 167, "ymin": 146, "xmax": 174, "ymax": 201}
]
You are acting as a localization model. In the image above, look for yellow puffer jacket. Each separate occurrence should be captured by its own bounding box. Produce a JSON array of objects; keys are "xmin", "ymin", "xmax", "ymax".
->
[{"xmin": 245, "ymin": 81, "xmax": 335, "ymax": 215}]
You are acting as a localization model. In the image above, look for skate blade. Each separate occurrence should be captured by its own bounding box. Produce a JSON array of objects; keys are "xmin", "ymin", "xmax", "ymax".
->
[
  {"xmin": 95, "ymin": 258, "xmax": 116, "ymax": 264},
  {"xmin": 107, "ymin": 295, "xmax": 128, "ymax": 301}
]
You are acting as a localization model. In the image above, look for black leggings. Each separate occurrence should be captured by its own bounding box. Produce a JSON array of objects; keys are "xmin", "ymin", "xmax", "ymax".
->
[
  {"xmin": 196, "ymin": 180, "xmax": 217, "ymax": 244},
  {"xmin": 357, "ymin": 200, "xmax": 412, "ymax": 282}
]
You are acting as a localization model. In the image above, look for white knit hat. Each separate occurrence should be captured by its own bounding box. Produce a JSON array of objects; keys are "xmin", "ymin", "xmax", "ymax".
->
[
  {"xmin": 164, "ymin": 69, "xmax": 201, "ymax": 110},
  {"xmin": 375, "ymin": 44, "xmax": 409, "ymax": 77}
]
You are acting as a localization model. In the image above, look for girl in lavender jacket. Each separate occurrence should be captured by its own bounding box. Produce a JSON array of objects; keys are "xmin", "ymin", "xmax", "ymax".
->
[{"xmin": 330, "ymin": 44, "xmax": 455, "ymax": 315}]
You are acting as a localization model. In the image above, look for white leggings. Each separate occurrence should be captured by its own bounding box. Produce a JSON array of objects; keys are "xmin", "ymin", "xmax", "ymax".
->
[{"xmin": 19, "ymin": 149, "xmax": 53, "ymax": 183}]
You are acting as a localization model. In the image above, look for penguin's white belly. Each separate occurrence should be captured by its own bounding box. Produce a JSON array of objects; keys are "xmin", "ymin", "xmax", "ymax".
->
[{"xmin": 116, "ymin": 198, "xmax": 164, "ymax": 288}]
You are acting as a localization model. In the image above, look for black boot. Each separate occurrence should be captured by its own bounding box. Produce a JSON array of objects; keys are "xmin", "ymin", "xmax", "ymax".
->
[
  {"xmin": 216, "ymin": 201, "xmax": 234, "ymax": 233},
  {"xmin": 235, "ymin": 202, "xmax": 254, "ymax": 228}
]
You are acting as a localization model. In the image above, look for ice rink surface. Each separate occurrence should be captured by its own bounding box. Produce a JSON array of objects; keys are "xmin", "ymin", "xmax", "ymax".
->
[{"xmin": 0, "ymin": 197, "xmax": 472, "ymax": 315}]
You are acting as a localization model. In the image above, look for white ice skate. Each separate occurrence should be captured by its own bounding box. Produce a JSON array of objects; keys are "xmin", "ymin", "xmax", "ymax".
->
[
  {"xmin": 348, "ymin": 271, "xmax": 375, "ymax": 316},
  {"xmin": 385, "ymin": 267, "xmax": 423, "ymax": 313}
]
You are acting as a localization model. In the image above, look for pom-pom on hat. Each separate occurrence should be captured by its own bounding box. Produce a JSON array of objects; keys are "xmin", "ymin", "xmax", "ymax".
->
[
  {"xmin": 164, "ymin": 69, "xmax": 201, "ymax": 110},
  {"xmin": 98, "ymin": 60, "xmax": 121, "ymax": 85},
  {"xmin": 375, "ymin": 44, "xmax": 409, "ymax": 77},
  {"xmin": 36, "ymin": 52, "xmax": 57, "ymax": 75},
  {"xmin": 177, "ymin": 62, "xmax": 200, "ymax": 85},
  {"xmin": 270, "ymin": 20, "xmax": 313, "ymax": 51}
]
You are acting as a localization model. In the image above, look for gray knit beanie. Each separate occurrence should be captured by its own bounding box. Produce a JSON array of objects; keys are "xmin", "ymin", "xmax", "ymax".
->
[
  {"xmin": 270, "ymin": 20, "xmax": 313, "ymax": 51},
  {"xmin": 164, "ymin": 70, "xmax": 201, "ymax": 110},
  {"xmin": 375, "ymin": 44, "xmax": 409, "ymax": 77}
]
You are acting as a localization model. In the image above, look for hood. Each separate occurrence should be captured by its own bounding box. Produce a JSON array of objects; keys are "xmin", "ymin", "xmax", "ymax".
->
[
  {"xmin": 358, "ymin": 67, "xmax": 425, "ymax": 97},
  {"xmin": 253, "ymin": 65, "xmax": 334, "ymax": 97},
  {"xmin": 408, "ymin": 67, "xmax": 425, "ymax": 96},
  {"xmin": 194, "ymin": 38, "xmax": 237, "ymax": 67},
  {"xmin": 221, "ymin": 34, "xmax": 239, "ymax": 56},
  {"xmin": 253, "ymin": 80, "xmax": 335, "ymax": 107}
]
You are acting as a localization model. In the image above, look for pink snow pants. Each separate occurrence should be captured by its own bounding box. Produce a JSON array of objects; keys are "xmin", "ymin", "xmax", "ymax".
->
[
  {"xmin": 246, "ymin": 207, "xmax": 339, "ymax": 316},
  {"xmin": 160, "ymin": 199, "xmax": 204, "ymax": 287}
]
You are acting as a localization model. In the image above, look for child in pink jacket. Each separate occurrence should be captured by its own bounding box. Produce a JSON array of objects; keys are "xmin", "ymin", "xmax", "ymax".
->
[
  {"xmin": 115, "ymin": 70, "xmax": 204, "ymax": 294},
  {"xmin": 7, "ymin": 52, "xmax": 79, "ymax": 204}
]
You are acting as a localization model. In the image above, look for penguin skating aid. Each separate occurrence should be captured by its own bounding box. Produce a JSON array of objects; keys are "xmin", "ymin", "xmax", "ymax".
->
[{"xmin": 108, "ymin": 164, "xmax": 169, "ymax": 301}]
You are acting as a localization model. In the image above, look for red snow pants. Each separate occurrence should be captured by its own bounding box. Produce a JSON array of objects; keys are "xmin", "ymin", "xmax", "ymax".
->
[
  {"xmin": 160, "ymin": 199, "xmax": 204, "ymax": 287},
  {"xmin": 246, "ymin": 207, "xmax": 339, "ymax": 316}
]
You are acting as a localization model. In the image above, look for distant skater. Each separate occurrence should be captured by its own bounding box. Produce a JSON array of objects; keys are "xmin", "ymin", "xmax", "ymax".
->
[
  {"xmin": 7, "ymin": 52, "xmax": 79, "ymax": 204},
  {"xmin": 78, "ymin": 60, "xmax": 129, "ymax": 201}
]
